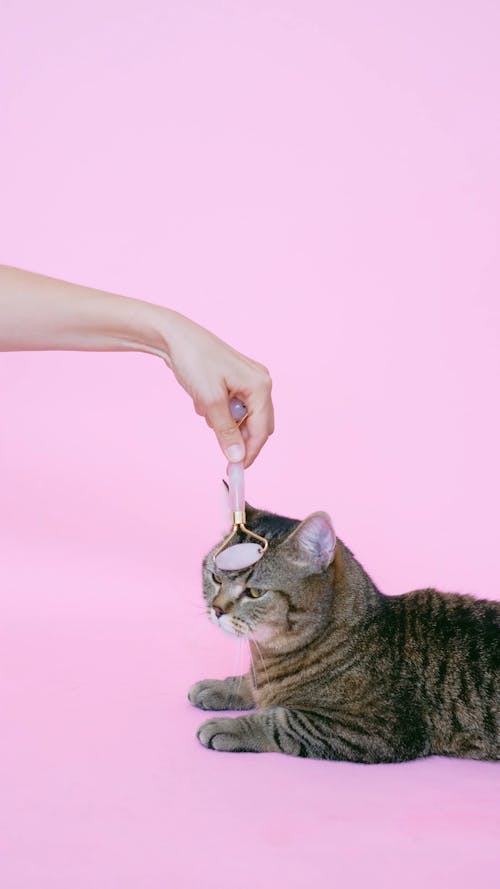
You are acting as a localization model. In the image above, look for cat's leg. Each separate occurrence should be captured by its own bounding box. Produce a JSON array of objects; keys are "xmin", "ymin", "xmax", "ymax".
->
[
  {"xmin": 197, "ymin": 707, "xmax": 328, "ymax": 756},
  {"xmin": 188, "ymin": 675, "xmax": 255, "ymax": 711},
  {"xmin": 197, "ymin": 707, "xmax": 393, "ymax": 761}
]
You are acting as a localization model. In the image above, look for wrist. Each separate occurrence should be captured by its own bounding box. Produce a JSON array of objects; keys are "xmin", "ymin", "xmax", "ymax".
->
[{"xmin": 107, "ymin": 296, "xmax": 177, "ymax": 366}]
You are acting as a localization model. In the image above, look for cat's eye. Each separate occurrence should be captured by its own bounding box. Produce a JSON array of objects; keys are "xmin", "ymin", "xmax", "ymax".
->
[
  {"xmin": 247, "ymin": 587, "xmax": 264, "ymax": 599},
  {"xmin": 211, "ymin": 572, "xmax": 222, "ymax": 585}
]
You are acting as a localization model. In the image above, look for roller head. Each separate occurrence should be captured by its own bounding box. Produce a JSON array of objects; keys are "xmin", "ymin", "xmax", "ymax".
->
[{"xmin": 214, "ymin": 542, "xmax": 265, "ymax": 571}]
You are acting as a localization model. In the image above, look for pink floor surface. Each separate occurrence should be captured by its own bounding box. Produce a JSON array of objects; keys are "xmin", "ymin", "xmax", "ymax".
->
[{"xmin": 2, "ymin": 531, "xmax": 498, "ymax": 889}]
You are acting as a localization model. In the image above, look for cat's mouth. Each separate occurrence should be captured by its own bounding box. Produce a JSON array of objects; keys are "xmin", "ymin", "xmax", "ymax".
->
[
  {"xmin": 209, "ymin": 608, "xmax": 275, "ymax": 643},
  {"xmin": 210, "ymin": 608, "xmax": 254, "ymax": 638}
]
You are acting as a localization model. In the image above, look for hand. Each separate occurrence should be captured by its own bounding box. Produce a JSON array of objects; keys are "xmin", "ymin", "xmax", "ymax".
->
[
  {"xmin": 163, "ymin": 311, "xmax": 274, "ymax": 468},
  {"xmin": 0, "ymin": 266, "xmax": 275, "ymax": 468}
]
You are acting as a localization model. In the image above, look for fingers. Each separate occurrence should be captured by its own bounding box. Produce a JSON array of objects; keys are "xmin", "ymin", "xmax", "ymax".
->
[
  {"xmin": 201, "ymin": 376, "xmax": 274, "ymax": 467},
  {"xmin": 204, "ymin": 397, "xmax": 246, "ymax": 463},
  {"xmin": 237, "ymin": 368, "xmax": 274, "ymax": 468},
  {"xmin": 241, "ymin": 397, "xmax": 275, "ymax": 468}
]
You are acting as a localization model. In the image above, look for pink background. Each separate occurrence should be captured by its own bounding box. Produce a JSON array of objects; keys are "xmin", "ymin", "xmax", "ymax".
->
[{"xmin": 1, "ymin": 1, "xmax": 499, "ymax": 887}]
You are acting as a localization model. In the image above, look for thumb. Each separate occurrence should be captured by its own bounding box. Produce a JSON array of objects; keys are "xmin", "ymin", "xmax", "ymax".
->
[{"xmin": 206, "ymin": 399, "xmax": 246, "ymax": 463}]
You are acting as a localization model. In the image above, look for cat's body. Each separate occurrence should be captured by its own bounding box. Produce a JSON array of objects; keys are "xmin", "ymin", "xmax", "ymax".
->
[{"xmin": 189, "ymin": 507, "xmax": 500, "ymax": 762}]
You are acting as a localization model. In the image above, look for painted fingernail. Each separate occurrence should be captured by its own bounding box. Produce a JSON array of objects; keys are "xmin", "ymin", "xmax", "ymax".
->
[{"xmin": 226, "ymin": 444, "xmax": 245, "ymax": 462}]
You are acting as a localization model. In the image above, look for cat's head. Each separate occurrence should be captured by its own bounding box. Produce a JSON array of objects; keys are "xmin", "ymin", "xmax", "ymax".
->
[{"xmin": 202, "ymin": 504, "xmax": 337, "ymax": 648}]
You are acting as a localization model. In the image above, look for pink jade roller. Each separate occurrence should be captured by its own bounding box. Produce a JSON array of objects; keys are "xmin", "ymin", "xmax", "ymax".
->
[{"xmin": 213, "ymin": 398, "xmax": 269, "ymax": 571}]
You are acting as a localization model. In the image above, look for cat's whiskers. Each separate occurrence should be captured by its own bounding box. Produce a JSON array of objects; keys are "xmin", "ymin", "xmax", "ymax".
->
[
  {"xmin": 188, "ymin": 600, "xmax": 210, "ymax": 616},
  {"xmin": 248, "ymin": 643, "xmax": 258, "ymax": 692},
  {"xmin": 229, "ymin": 615, "xmax": 252, "ymax": 638},
  {"xmin": 252, "ymin": 638, "xmax": 271, "ymax": 692},
  {"xmin": 228, "ymin": 638, "xmax": 245, "ymax": 711}
]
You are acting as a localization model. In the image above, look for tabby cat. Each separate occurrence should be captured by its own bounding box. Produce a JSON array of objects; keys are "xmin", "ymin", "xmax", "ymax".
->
[{"xmin": 189, "ymin": 505, "xmax": 500, "ymax": 762}]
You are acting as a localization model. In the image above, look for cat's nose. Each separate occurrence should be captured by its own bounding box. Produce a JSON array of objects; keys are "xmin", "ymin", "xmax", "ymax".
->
[{"xmin": 213, "ymin": 606, "xmax": 224, "ymax": 619}]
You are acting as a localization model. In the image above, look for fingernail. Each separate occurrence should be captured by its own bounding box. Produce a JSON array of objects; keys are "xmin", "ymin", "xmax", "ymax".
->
[{"xmin": 226, "ymin": 444, "xmax": 245, "ymax": 462}]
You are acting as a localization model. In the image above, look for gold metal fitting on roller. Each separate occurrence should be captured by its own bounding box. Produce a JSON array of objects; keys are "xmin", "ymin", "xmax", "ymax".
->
[{"xmin": 213, "ymin": 515, "xmax": 269, "ymax": 561}]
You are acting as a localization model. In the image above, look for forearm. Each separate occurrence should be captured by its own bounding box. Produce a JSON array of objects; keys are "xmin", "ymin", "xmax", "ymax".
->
[
  {"xmin": 0, "ymin": 265, "xmax": 172, "ymax": 362},
  {"xmin": 0, "ymin": 265, "xmax": 274, "ymax": 466}
]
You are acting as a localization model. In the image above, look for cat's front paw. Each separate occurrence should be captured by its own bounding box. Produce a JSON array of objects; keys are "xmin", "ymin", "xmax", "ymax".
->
[
  {"xmin": 188, "ymin": 679, "xmax": 230, "ymax": 711},
  {"xmin": 197, "ymin": 717, "xmax": 254, "ymax": 752}
]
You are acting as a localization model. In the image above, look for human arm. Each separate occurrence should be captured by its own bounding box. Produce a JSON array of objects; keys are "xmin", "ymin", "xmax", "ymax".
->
[{"xmin": 0, "ymin": 265, "xmax": 274, "ymax": 467}]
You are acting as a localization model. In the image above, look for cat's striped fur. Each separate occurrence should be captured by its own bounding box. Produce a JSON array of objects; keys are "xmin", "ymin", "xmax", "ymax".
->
[{"xmin": 189, "ymin": 506, "xmax": 499, "ymax": 762}]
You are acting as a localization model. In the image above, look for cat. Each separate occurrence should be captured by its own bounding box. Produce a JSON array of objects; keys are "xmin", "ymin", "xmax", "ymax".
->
[{"xmin": 189, "ymin": 504, "xmax": 500, "ymax": 762}]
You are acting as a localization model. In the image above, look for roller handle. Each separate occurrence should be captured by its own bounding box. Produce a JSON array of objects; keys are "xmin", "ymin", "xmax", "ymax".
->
[{"xmin": 228, "ymin": 398, "xmax": 247, "ymax": 516}]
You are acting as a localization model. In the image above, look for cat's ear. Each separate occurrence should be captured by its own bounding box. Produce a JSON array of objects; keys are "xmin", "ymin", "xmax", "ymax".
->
[{"xmin": 285, "ymin": 512, "xmax": 336, "ymax": 571}]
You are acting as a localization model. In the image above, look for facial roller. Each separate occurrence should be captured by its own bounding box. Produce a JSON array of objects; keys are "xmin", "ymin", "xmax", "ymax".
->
[{"xmin": 213, "ymin": 398, "xmax": 269, "ymax": 571}]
